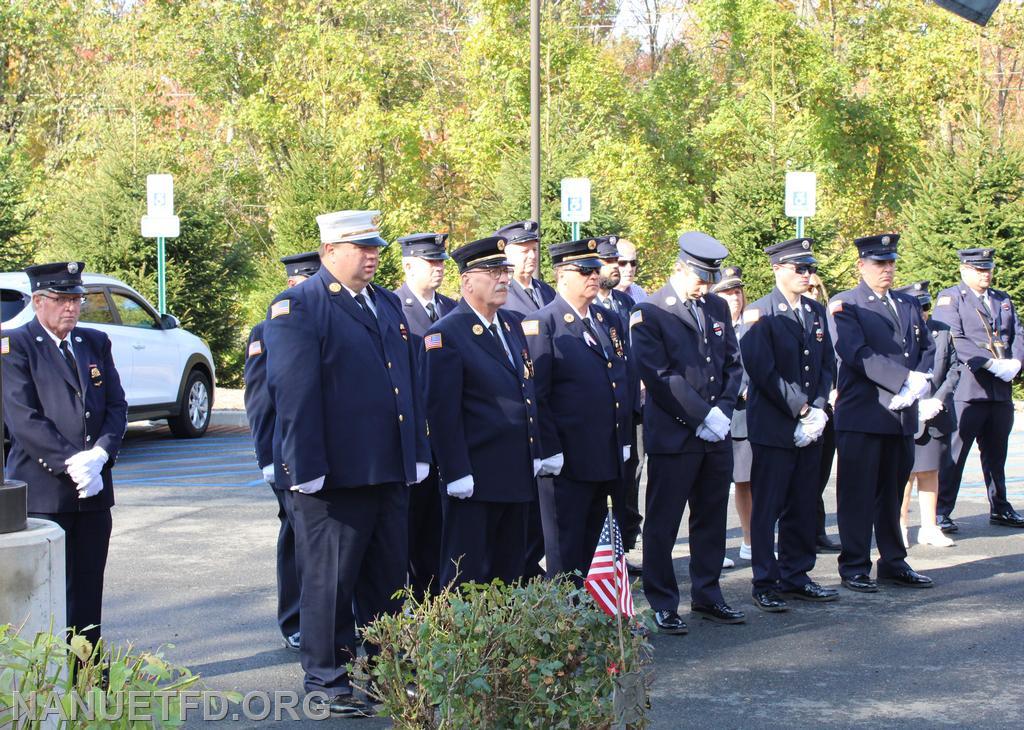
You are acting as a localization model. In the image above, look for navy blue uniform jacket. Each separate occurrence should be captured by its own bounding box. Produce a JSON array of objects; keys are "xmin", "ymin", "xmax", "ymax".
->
[
  {"xmin": 741, "ymin": 288, "xmax": 836, "ymax": 449},
  {"xmin": 263, "ymin": 268, "xmax": 430, "ymax": 488},
  {"xmin": 523, "ymin": 296, "xmax": 631, "ymax": 482},
  {"xmin": 244, "ymin": 321, "xmax": 274, "ymax": 471},
  {"xmin": 502, "ymin": 277, "xmax": 556, "ymax": 316},
  {"xmin": 629, "ymin": 286, "xmax": 742, "ymax": 454},
  {"xmin": 421, "ymin": 299, "xmax": 542, "ymax": 502},
  {"xmin": 393, "ymin": 283, "xmax": 457, "ymax": 339},
  {"xmin": 932, "ymin": 284, "xmax": 1024, "ymax": 403},
  {"xmin": 828, "ymin": 280, "xmax": 934, "ymax": 436},
  {"xmin": 2, "ymin": 318, "xmax": 127, "ymax": 513}
]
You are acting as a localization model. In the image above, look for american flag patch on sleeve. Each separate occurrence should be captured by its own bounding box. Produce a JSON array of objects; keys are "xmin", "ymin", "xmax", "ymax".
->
[
  {"xmin": 248, "ymin": 340, "xmax": 263, "ymax": 357},
  {"xmin": 424, "ymin": 333, "xmax": 443, "ymax": 350},
  {"xmin": 828, "ymin": 300, "xmax": 843, "ymax": 314},
  {"xmin": 629, "ymin": 310, "xmax": 643, "ymax": 327},
  {"xmin": 522, "ymin": 320, "xmax": 539, "ymax": 336},
  {"xmin": 1, "ymin": 336, "xmax": 9, "ymax": 355},
  {"xmin": 270, "ymin": 300, "xmax": 291, "ymax": 319},
  {"xmin": 936, "ymin": 296, "xmax": 952, "ymax": 307}
]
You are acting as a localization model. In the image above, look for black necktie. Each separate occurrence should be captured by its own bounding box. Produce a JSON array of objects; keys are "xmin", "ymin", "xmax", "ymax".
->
[
  {"xmin": 525, "ymin": 286, "xmax": 540, "ymax": 309},
  {"xmin": 690, "ymin": 301, "xmax": 704, "ymax": 334},
  {"xmin": 489, "ymin": 323, "xmax": 512, "ymax": 364},
  {"xmin": 884, "ymin": 296, "xmax": 899, "ymax": 327},
  {"xmin": 581, "ymin": 317, "xmax": 606, "ymax": 357},
  {"xmin": 354, "ymin": 292, "xmax": 376, "ymax": 320},
  {"xmin": 425, "ymin": 301, "xmax": 438, "ymax": 323},
  {"xmin": 59, "ymin": 340, "xmax": 80, "ymax": 387}
]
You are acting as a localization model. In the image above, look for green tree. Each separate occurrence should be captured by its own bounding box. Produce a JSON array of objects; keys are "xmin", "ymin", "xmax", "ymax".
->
[{"xmin": 0, "ymin": 145, "xmax": 34, "ymax": 269}]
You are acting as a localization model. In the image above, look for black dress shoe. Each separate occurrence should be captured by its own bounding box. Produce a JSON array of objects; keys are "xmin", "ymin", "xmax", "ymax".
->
[
  {"xmin": 989, "ymin": 508, "xmax": 1024, "ymax": 528},
  {"xmin": 779, "ymin": 581, "xmax": 839, "ymax": 602},
  {"xmin": 936, "ymin": 514, "xmax": 959, "ymax": 533},
  {"xmin": 751, "ymin": 590, "xmax": 788, "ymax": 612},
  {"xmin": 283, "ymin": 632, "xmax": 300, "ymax": 652},
  {"xmin": 626, "ymin": 559, "xmax": 643, "ymax": 577},
  {"xmin": 840, "ymin": 574, "xmax": 878, "ymax": 593},
  {"xmin": 690, "ymin": 602, "xmax": 746, "ymax": 624},
  {"xmin": 653, "ymin": 610, "xmax": 688, "ymax": 635},
  {"xmin": 309, "ymin": 694, "xmax": 375, "ymax": 718},
  {"xmin": 815, "ymin": 535, "xmax": 842, "ymax": 553},
  {"xmin": 879, "ymin": 568, "xmax": 933, "ymax": 588}
]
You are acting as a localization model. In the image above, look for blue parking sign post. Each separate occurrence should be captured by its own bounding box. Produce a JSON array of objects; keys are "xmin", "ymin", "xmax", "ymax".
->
[
  {"xmin": 785, "ymin": 172, "xmax": 816, "ymax": 239},
  {"xmin": 141, "ymin": 175, "xmax": 180, "ymax": 315},
  {"xmin": 561, "ymin": 178, "xmax": 591, "ymax": 240}
]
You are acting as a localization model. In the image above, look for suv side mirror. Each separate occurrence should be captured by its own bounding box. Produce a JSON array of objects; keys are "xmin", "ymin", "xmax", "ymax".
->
[{"xmin": 160, "ymin": 313, "xmax": 180, "ymax": 330}]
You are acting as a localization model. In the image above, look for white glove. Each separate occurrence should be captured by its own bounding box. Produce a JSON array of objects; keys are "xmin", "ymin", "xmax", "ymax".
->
[
  {"xmin": 889, "ymin": 384, "xmax": 913, "ymax": 411},
  {"xmin": 622, "ymin": 445, "xmax": 631, "ymax": 463},
  {"xmin": 918, "ymin": 398, "xmax": 944, "ymax": 422},
  {"xmin": 828, "ymin": 388, "xmax": 838, "ymax": 408},
  {"xmin": 290, "ymin": 475, "xmax": 325, "ymax": 494},
  {"xmin": 905, "ymin": 370, "xmax": 931, "ymax": 400},
  {"xmin": 77, "ymin": 475, "xmax": 104, "ymax": 499},
  {"xmin": 539, "ymin": 453, "xmax": 564, "ymax": 476},
  {"xmin": 65, "ymin": 447, "xmax": 109, "ymax": 485},
  {"xmin": 987, "ymin": 358, "xmax": 1021, "ymax": 382},
  {"xmin": 262, "ymin": 464, "xmax": 276, "ymax": 484},
  {"xmin": 703, "ymin": 407, "xmax": 731, "ymax": 440},
  {"xmin": 696, "ymin": 424, "xmax": 723, "ymax": 443},
  {"xmin": 799, "ymin": 407, "xmax": 828, "ymax": 432},
  {"xmin": 414, "ymin": 462, "xmax": 430, "ymax": 484},
  {"xmin": 533, "ymin": 458, "xmax": 542, "ymax": 477},
  {"xmin": 794, "ymin": 423, "xmax": 813, "ymax": 448},
  {"xmin": 446, "ymin": 475, "xmax": 474, "ymax": 499}
]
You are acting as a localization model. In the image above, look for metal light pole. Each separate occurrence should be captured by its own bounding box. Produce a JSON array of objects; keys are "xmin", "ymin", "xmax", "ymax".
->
[{"xmin": 530, "ymin": 0, "xmax": 541, "ymax": 225}]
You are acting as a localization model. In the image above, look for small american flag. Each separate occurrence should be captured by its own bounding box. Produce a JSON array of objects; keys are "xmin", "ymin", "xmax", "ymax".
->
[
  {"xmin": 424, "ymin": 333, "xmax": 443, "ymax": 350},
  {"xmin": 585, "ymin": 513, "xmax": 635, "ymax": 618}
]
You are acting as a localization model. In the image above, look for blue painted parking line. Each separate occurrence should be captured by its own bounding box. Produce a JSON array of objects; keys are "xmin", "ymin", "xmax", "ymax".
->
[{"xmin": 117, "ymin": 469, "xmax": 262, "ymax": 485}]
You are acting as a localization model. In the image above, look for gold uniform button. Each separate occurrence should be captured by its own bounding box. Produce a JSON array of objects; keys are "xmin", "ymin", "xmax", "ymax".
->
[
  {"xmin": 526, "ymin": 398, "xmax": 532, "ymax": 405},
  {"xmin": 398, "ymin": 414, "xmax": 404, "ymax": 422},
  {"xmin": 387, "ymin": 361, "xmax": 393, "ymax": 368},
  {"xmin": 607, "ymin": 362, "xmax": 612, "ymax": 369},
  {"xmin": 85, "ymin": 411, "xmax": 91, "ymax": 418},
  {"xmin": 612, "ymin": 382, "xmax": 617, "ymax": 388},
  {"xmin": 394, "ymin": 387, "xmax": 400, "ymax": 395},
  {"xmin": 705, "ymin": 356, "xmax": 711, "ymax": 363}
]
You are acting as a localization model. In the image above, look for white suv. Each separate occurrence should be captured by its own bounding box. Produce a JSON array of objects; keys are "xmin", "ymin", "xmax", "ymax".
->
[{"xmin": 1, "ymin": 272, "xmax": 215, "ymax": 438}]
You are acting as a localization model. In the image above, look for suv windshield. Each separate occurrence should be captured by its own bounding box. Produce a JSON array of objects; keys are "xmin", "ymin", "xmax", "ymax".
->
[{"xmin": 1, "ymin": 288, "xmax": 28, "ymax": 324}]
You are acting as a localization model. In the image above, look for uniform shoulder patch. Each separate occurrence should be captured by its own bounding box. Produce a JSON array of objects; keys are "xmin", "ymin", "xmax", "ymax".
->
[
  {"xmin": 247, "ymin": 340, "xmax": 263, "ymax": 357},
  {"xmin": 935, "ymin": 295, "xmax": 952, "ymax": 307},
  {"xmin": 742, "ymin": 308, "xmax": 760, "ymax": 324},
  {"xmin": 629, "ymin": 310, "xmax": 643, "ymax": 327},
  {"xmin": 270, "ymin": 299, "xmax": 291, "ymax": 319},
  {"xmin": 424, "ymin": 333, "xmax": 443, "ymax": 350},
  {"xmin": 522, "ymin": 320, "xmax": 540, "ymax": 336},
  {"xmin": 828, "ymin": 300, "xmax": 843, "ymax": 314},
  {"xmin": 1, "ymin": 336, "xmax": 9, "ymax": 355}
]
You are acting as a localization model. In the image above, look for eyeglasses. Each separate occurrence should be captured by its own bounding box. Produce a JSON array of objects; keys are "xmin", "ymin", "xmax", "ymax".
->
[
  {"xmin": 470, "ymin": 265, "xmax": 513, "ymax": 280},
  {"xmin": 618, "ymin": 259, "xmax": 637, "ymax": 268},
  {"xmin": 38, "ymin": 294, "xmax": 85, "ymax": 306}
]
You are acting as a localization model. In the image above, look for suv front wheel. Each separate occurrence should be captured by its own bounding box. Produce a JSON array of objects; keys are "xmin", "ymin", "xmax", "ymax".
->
[{"xmin": 168, "ymin": 369, "xmax": 212, "ymax": 438}]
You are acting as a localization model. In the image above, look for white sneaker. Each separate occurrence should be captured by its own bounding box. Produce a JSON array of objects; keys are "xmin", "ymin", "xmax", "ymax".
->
[
  {"xmin": 722, "ymin": 556, "xmax": 735, "ymax": 569},
  {"xmin": 918, "ymin": 526, "xmax": 954, "ymax": 547},
  {"xmin": 739, "ymin": 543, "xmax": 752, "ymax": 560}
]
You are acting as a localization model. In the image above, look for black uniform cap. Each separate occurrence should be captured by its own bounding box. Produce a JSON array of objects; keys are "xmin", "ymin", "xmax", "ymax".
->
[
  {"xmin": 280, "ymin": 251, "xmax": 321, "ymax": 278},
  {"xmin": 855, "ymin": 233, "xmax": 900, "ymax": 261},
  {"xmin": 549, "ymin": 239, "xmax": 603, "ymax": 271},
  {"xmin": 452, "ymin": 236, "xmax": 510, "ymax": 273},
  {"xmin": 494, "ymin": 220, "xmax": 540, "ymax": 245},
  {"xmin": 958, "ymin": 247, "xmax": 995, "ymax": 270},
  {"xmin": 398, "ymin": 232, "xmax": 449, "ymax": 260},
  {"xmin": 25, "ymin": 262, "xmax": 86, "ymax": 295}
]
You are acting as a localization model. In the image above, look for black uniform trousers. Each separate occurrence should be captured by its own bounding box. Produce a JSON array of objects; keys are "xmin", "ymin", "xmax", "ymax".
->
[
  {"xmin": 290, "ymin": 484, "xmax": 408, "ymax": 695},
  {"xmin": 642, "ymin": 450, "xmax": 731, "ymax": 610},
  {"xmin": 270, "ymin": 486, "xmax": 301, "ymax": 638},
  {"xmin": 440, "ymin": 498, "xmax": 528, "ymax": 587},
  {"xmin": 815, "ymin": 418, "xmax": 836, "ymax": 539},
  {"xmin": 750, "ymin": 443, "xmax": 821, "ymax": 592},
  {"xmin": 612, "ymin": 415, "xmax": 644, "ymax": 551},
  {"xmin": 407, "ymin": 467, "xmax": 442, "ymax": 598},
  {"xmin": 539, "ymin": 476, "xmax": 616, "ymax": 586},
  {"xmin": 523, "ymin": 495, "xmax": 546, "ymax": 580},
  {"xmin": 30, "ymin": 510, "xmax": 112, "ymax": 649},
  {"xmin": 835, "ymin": 432, "xmax": 913, "ymax": 579},
  {"xmin": 938, "ymin": 400, "xmax": 1014, "ymax": 518}
]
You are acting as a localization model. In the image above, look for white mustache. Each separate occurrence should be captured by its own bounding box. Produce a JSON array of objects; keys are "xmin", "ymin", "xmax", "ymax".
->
[{"xmin": 494, "ymin": 284, "xmax": 509, "ymax": 293}]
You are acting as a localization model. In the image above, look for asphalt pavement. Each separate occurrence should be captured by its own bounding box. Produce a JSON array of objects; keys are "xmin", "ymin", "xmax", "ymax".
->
[{"xmin": 101, "ymin": 419, "xmax": 1024, "ymax": 727}]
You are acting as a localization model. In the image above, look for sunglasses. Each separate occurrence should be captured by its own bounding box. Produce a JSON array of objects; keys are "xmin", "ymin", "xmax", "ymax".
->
[
  {"xmin": 783, "ymin": 264, "xmax": 818, "ymax": 275},
  {"xmin": 618, "ymin": 259, "xmax": 638, "ymax": 267},
  {"xmin": 563, "ymin": 266, "xmax": 601, "ymax": 277}
]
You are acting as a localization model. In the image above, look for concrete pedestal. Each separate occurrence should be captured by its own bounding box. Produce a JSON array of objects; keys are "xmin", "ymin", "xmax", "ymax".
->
[{"xmin": 0, "ymin": 518, "xmax": 66, "ymax": 639}]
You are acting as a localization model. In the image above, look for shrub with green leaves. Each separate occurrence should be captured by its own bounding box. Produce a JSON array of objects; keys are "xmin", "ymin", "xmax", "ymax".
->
[{"xmin": 355, "ymin": 578, "xmax": 652, "ymax": 729}]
